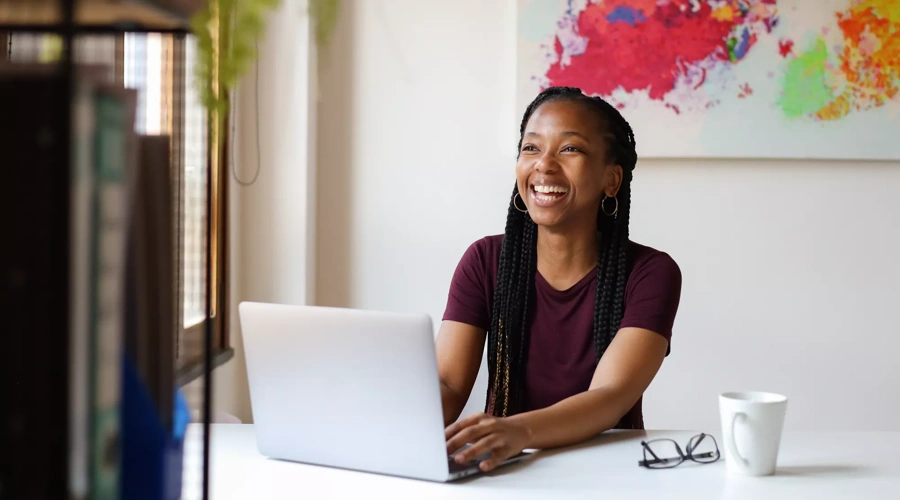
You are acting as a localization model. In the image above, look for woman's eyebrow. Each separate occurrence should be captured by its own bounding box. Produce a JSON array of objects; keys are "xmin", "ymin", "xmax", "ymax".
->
[{"xmin": 524, "ymin": 131, "xmax": 588, "ymax": 139}]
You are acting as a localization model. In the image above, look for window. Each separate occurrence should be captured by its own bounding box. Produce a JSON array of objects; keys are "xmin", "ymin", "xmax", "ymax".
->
[
  {"xmin": 121, "ymin": 32, "xmax": 231, "ymax": 381},
  {"xmin": 5, "ymin": 31, "xmax": 231, "ymax": 382}
]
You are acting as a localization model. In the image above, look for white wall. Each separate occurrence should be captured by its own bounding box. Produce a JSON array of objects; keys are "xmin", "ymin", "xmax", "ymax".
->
[
  {"xmin": 315, "ymin": 0, "xmax": 900, "ymax": 433},
  {"xmin": 211, "ymin": 0, "xmax": 317, "ymax": 424},
  {"xmin": 315, "ymin": 0, "xmax": 519, "ymax": 421}
]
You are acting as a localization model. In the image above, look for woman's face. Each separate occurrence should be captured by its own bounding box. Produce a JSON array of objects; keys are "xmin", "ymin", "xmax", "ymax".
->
[{"xmin": 515, "ymin": 99, "xmax": 622, "ymax": 230}]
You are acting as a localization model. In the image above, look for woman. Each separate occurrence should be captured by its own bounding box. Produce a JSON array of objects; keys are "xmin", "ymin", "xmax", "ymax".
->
[{"xmin": 439, "ymin": 86, "xmax": 682, "ymax": 472}]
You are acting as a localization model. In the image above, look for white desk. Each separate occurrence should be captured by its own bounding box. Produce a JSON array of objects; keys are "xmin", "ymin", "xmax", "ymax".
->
[{"xmin": 183, "ymin": 424, "xmax": 898, "ymax": 499}]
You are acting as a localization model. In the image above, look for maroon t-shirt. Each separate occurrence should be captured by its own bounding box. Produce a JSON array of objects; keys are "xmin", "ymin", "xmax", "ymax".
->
[{"xmin": 442, "ymin": 234, "xmax": 682, "ymax": 429}]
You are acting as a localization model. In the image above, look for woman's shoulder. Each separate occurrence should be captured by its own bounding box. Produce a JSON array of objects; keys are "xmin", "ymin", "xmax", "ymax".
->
[
  {"xmin": 453, "ymin": 234, "xmax": 504, "ymax": 275},
  {"xmin": 471, "ymin": 233, "xmax": 505, "ymax": 247},
  {"xmin": 621, "ymin": 241, "xmax": 682, "ymax": 347},
  {"xmin": 627, "ymin": 240, "xmax": 681, "ymax": 284},
  {"xmin": 462, "ymin": 234, "xmax": 505, "ymax": 260}
]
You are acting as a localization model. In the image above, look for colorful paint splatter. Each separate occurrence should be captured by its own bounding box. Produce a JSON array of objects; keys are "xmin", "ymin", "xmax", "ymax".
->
[
  {"xmin": 783, "ymin": 0, "xmax": 900, "ymax": 121},
  {"xmin": 518, "ymin": 0, "xmax": 900, "ymax": 158},
  {"xmin": 544, "ymin": 0, "xmax": 778, "ymax": 112}
]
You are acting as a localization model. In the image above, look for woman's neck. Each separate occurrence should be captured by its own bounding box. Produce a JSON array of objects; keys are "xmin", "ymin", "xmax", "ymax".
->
[{"xmin": 536, "ymin": 222, "xmax": 598, "ymax": 291}]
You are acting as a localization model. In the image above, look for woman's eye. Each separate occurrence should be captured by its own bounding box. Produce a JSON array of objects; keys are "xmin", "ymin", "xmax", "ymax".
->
[
  {"xmin": 521, "ymin": 145, "xmax": 538, "ymax": 152},
  {"xmin": 562, "ymin": 146, "xmax": 581, "ymax": 153}
]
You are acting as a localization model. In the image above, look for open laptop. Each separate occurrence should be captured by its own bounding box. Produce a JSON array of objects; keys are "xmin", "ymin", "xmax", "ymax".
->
[{"xmin": 238, "ymin": 301, "xmax": 532, "ymax": 482}]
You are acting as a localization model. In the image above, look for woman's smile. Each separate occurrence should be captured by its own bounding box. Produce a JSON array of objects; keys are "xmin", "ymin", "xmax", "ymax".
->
[{"xmin": 529, "ymin": 182, "xmax": 570, "ymax": 208}]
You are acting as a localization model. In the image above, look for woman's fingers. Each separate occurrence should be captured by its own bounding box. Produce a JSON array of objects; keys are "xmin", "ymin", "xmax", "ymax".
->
[
  {"xmin": 455, "ymin": 434, "xmax": 502, "ymax": 464},
  {"xmin": 478, "ymin": 448, "xmax": 511, "ymax": 472},
  {"xmin": 446, "ymin": 418, "xmax": 494, "ymax": 455},
  {"xmin": 445, "ymin": 412, "xmax": 486, "ymax": 440},
  {"xmin": 445, "ymin": 414, "xmax": 523, "ymax": 472}
]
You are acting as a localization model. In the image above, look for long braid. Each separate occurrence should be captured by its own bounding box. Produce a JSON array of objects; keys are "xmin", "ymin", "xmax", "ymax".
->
[
  {"xmin": 593, "ymin": 213, "xmax": 617, "ymax": 356},
  {"xmin": 609, "ymin": 171, "xmax": 632, "ymax": 344},
  {"xmin": 485, "ymin": 86, "xmax": 638, "ymax": 416},
  {"xmin": 485, "ymin": 189, "xmax": 530, "ymax": 416},
  {"xmin": 589, "ymin": 96, "xmax": 637, "ymax": 358},
  {"xmin": 511, "ymin": 219, "xmax": 536, "ymax": 412}
]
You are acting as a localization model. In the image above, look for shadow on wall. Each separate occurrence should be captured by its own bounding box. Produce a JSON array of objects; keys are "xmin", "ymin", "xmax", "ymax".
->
[{"xmin": 315, "ymin": 0, "xmax": 357, "ymax": 308}]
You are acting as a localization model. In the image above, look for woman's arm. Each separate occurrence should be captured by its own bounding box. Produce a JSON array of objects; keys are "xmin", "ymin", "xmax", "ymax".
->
[
  {"xmin": 446, "ymin": 327, "xmax": 668, "ymax": 470},
  {"xmin": 510, "ymin": 327, "xmax": 668, "ymax": 448},
  {"xmin": 435, "ymin": 320, "xmax": 487, "ymax": 426}
]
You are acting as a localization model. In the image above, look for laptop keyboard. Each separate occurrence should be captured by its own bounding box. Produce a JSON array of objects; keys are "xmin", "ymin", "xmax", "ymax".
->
[{"xmin": 447, "ymin": 453, "xmax": 489, "ymax": 474}]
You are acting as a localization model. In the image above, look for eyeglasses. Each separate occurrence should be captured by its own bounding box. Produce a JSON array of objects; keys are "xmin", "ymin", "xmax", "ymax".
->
[{"xmin": 638, "ymin": 433, "xmax": 721, "ymax": 469}]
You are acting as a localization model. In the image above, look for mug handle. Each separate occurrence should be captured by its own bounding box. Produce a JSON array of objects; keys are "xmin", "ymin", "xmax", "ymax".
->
[{"xmin": 728, "ymin": 412, "xmax": 750, "ymax": 467}]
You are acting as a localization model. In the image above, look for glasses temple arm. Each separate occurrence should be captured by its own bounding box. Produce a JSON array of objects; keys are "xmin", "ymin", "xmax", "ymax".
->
[{"xmin": 641, "ymin": 441, "xmax": 662, "ymax": 461}]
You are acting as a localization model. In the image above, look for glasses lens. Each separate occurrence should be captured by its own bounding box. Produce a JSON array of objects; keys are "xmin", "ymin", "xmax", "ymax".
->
[
  {"xmin": 688, "ymin": 434, "xmax": 720, "ymax": 463},
  {"xmin": 643, "ymin": 439, "xmax": 683, "ymax": 469}
]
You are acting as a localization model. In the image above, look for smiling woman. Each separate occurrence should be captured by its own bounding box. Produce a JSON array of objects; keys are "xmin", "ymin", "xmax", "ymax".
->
[{"xmin": 437, "ymin": 86, "xmax": 682, "ymax": 472}]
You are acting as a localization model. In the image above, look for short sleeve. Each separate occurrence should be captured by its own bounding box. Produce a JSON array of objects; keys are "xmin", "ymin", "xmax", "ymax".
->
[
  {"xmin": 619, "ymin": 251, "xmax": 682, "ymax": 352},
  {"xmin": 442, "ymin": 239, "xmax": 492, "ymax": 331}
]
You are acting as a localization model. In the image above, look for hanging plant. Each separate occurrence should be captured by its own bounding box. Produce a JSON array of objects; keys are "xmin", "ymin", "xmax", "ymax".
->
[
  {"xmin": 191, "ymin": 0, "xmax": 281, "ymax": 120},
  {"xmin": 310, "ymin": 0, "xmax": 340, "ymax": 53},
  {"xmin": 191, "ymin": 0, "xmax": 341, "ymax": 122}
]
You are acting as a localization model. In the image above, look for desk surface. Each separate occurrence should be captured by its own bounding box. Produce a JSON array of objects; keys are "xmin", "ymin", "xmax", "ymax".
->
[{"xmin": 184, "ymin": 424, "xmax": 898, "ymax": 500}]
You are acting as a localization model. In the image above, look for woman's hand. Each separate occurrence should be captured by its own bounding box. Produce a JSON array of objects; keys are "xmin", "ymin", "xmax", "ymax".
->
[{"xmin": 445, "ymin": 413, "xmax": 533, "ymax": 472}]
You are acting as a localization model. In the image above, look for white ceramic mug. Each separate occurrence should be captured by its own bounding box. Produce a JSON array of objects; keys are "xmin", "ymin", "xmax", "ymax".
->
[{"xmin": 719, "ymin": 391, "xmax": 788, "ymax": 476}]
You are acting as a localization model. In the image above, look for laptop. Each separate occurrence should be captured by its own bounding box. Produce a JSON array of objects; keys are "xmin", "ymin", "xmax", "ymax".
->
[{"xmin": 238, "ymin": 301, "xmax": 533, "ymax": 482}]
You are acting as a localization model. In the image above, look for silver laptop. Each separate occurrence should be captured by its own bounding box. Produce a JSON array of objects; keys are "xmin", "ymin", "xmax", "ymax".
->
[{"xmin": 239, "ymin": 301, "xmax": 532, "ymax": 482}]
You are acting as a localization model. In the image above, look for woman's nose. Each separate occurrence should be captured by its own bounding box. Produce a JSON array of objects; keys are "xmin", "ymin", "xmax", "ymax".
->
[{"xmin": 534, "ymin": 153, "xmax": 560, "ymax": 174}]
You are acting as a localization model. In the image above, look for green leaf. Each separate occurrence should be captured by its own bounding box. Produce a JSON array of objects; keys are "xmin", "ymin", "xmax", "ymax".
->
[
  {"xmin": 190, "ymin": 0, "xmax": 283, "ymax": 127},
  {"xmin": 190, "ymin": 0, "xmax": 342, "ymax": 150},
  {"xmin": 310, "ymin": 0, "xmax": 340, "ymax": 49}
]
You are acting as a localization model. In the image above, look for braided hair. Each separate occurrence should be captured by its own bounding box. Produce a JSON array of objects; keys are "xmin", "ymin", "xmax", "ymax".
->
[{"xmin": 485, "ymin": 86, "xmax": 638, "ymax": 417}]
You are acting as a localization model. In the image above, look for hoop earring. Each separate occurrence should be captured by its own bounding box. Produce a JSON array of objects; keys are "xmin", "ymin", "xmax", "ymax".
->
[
  {"xmin": 513, "ymin": 193, "xmax": 528, "ymax": 213},
  {"xmin": 602, "ymin": 194, "xmax": 618, "ymax": 217}
]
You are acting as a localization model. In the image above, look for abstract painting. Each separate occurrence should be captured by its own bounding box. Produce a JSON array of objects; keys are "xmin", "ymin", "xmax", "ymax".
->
[{"xmin": 517, "ymin": 0, "xmax": 900, "ymax": 159}]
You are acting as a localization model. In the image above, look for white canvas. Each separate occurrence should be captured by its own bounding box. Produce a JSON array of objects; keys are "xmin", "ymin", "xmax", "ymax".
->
[{"xmin": 517, "ymin": 0, "xmax": 900, "ymax": 160}]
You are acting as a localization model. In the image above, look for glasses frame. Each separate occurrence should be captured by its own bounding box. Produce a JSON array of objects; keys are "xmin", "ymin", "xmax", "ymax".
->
[{"xmin": 638, "ymin": 433, "xmax": 721, "ymax": 469}]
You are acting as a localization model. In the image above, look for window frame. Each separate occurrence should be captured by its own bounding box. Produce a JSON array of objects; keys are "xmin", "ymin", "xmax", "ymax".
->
[
  {"xmin": 121, "ymin": 31, "xmax": 233, "ymax": 384},
  {"xmin": 165, "ymin": 32, "xmax": 232, "ymax": 384},
  {"xmin": 176, "ymin": 96, "xmax": 232, "ymax": 384}
]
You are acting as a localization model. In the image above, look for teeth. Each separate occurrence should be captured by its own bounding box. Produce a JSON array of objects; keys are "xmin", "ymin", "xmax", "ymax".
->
[{"xmin": 533, "ymin": 185, "xmax": 568, "ymax": 194}]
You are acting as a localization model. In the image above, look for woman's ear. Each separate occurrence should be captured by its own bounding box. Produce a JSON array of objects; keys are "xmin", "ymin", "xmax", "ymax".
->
[{"xmin": 604, "ymin": 164, "xmax": 624, "ymax": 198}]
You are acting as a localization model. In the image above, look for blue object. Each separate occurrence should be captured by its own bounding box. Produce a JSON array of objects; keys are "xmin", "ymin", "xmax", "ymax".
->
[{"xmin": 121, "ymin": 357, "xmax": 187, "ymax": 500}]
